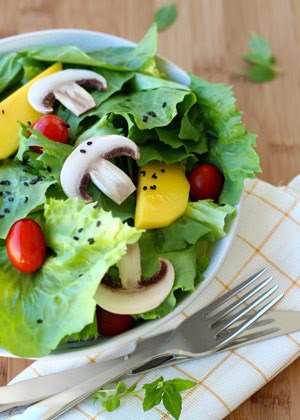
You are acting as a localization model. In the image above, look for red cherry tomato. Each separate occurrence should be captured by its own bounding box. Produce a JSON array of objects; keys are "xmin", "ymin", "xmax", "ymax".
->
[
  {"xmin": 188, "ymin": 164, "xmax": 224, "ymax": 201},
  {"xmin": 6, "ymin": 219, "xmax": 46, "ymax": 273},
  {"xmin": 31, "ymin": 115, "xmax": 68, "ymax": 153},
  {"xmin": 96, "ymin": 307, "xmax": 133, "ymax": 336}
]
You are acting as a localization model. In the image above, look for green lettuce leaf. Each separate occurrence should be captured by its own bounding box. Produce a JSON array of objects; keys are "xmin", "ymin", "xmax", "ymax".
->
[
  {"xmin": 136, "ymin": 199, "xmax": 234, "ymax": 320},
  {"xmin": 92, "ymin": 88, "xmax": 190, "ymax": 130},
  {"xmin": 130, "ymin": 73, "xmax": 189, "ymax": 92},
  {"xmin": 185, "ymin": 200, "xmax": 236, "ymax": 239},
  {"xmin": 0, "ymin": 198, "xmax": 141, "ymax": 357},
  {"xmin": 0, "ymin": 53, "xmax": 23, "ymax": 96},
  {"xmin": 138, "ymin": 234, "xmax": 198, "ymax": 319},
  {"xmin": 189, "ymin": 73, "xmax": 261, "ymax": 204},
  {"xmin": 75, "ymin": 116, "xmax": 123, "ymax": 145},
  {"xmin": 16, "ymin": 127, "xmax": 73, "ymax": 183},
  {"xmin": 0, "ymin": 162, "xmax": 54, "ymax": 239},
  {"xmin": 17, "ymin": 56, "xmax": 46, "ymax": 84},
  {"xmin": 60, "ymin": 316, "xmax": 98, "ymax": 345},
  {"xmin": 89, "ymin": 25, "xmax": 158, "ymax": 73},
  {"xmin": 157, "ymin": 216, "xmax": 211, "ymax": 252},
  {"xmin": 25, "ymin": 25, "xmax": 158, "ymax": 73}
]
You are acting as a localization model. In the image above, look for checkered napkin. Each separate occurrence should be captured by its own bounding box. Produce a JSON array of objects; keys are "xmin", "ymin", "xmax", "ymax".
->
[{"xmin": 4, "ymin": 177, "xmax": 300, "ymax": 420}]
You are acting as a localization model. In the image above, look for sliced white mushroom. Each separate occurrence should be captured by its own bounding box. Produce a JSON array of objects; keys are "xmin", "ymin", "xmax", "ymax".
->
[
  {"xmin": 94, "ymin": 243, "xmax": 175, "ymax": 314},
  {"xmin": 60, "ymin": 135, "xmax": 140, "ymax": 204},
  {"xmin": 28, "ymin": 69, "xmax": 107, "ymax": 116}
]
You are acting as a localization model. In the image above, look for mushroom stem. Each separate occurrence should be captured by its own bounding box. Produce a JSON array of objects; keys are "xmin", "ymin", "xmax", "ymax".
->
[
  {"xmin": 53, "ymin": 82, "xmax": 96, "ymax": 116},
  {"xmin": 117, "ymin": 242, "xmax": 142, "ymax": 289},
  {"xmin": 90, "ymin": 159, "xmax": 136, "ymax": 205}
]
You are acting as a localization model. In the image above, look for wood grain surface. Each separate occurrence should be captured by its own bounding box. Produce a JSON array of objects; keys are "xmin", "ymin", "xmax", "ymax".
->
[{"xmin": 0, "ymin": 0, "xmax": 299, "ymax": 418}]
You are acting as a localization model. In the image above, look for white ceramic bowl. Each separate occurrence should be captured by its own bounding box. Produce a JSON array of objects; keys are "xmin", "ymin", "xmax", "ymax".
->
[{"xmin": 0, "ymin": 29, "xmax": 241, "ymax": 359}]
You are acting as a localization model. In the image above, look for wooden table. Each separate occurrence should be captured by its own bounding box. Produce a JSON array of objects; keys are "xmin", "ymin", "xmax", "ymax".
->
[{"xmin": 0, "ymin": 0, "xmax": 299, "ymax": 418}]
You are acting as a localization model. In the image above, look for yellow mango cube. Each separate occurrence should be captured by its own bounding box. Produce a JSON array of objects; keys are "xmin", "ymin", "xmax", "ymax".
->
[
  {"xmin": 0, "ymin": 62, "xmax": 62, "ymax": 159},
  {"xmin": 135, "ymin": 161, "xmax": 190, "ymax": 229}
]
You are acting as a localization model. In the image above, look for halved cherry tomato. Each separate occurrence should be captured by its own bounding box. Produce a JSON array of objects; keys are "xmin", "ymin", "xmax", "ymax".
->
[
  {"xmin": 96, "ymin": 306, "xmax": 133, "ymax": 336},
  {"xmin": 188, "ymin": 164, "xmax": 224, "ymax": 202},
  {"xmin": 31, "ymin": 115, "xmax": 68, "ymax": 153},
  {"xmin": 6, "ymin": 219, "xmax": 46, "ymax": 273}
]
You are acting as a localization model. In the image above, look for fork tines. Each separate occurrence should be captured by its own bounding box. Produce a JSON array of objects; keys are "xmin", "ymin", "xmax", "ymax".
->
[{"xmin": 202, "ymin": 268, "xmax": 284, "ymax": 349}]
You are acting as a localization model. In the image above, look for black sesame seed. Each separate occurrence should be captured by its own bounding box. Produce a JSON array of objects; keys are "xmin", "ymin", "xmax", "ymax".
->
[
  {"xmin": 46, "ymin": 166, "xmax": 52, "ymax": 173},
  {"xmin": 8, "ymin": 197, "xmax": 14, "ymax": 202},
  {"xmin": 151, "ymin": 173, "xmax": 158, "ymax": 179},
  {"xmin": 142, "ymin": 116, "xmax": 148, "ymax": 122},
  {"xmin": 0, "ymin": 180, "xmax": 10, "ymax": 185},
  {"xmin": 88, "ymin": 238, "xmax": 95, "ymax": 245},
  {"xmin": 4, "ymin": 208, "xmax": 10, "ymax": 213},
  {"xmin": 87, "ymin": 141, "xmax": 93, "ymax": 146},
  {"xmin": 37, "ymin": 319, "xmax": 43, "ymax": 324},
  {"xmin": 27, "ymin": 121, "xmax": 31, "ymax": 126},
  {"xmin": 66, "ymin": 123, "xmax": 70, "ymax": 128},
  {"xmin": 150, "ymin": 185, "xmax": 157, "ymax": 190},
  {"xmin": 4, "ymin": 191, "xmax": 11, "ymax": 195},
  {"xmin": 140, "ymin": 170, "xmax": 146, "ymax": 176},
  {"xmin": 143, "ymin": 186, "xmax": 147, "ymax": 191},
  {"xmin": 80, "ymin": 149, "xmax": 86, "ymax": 154},
  {"xmin": 0, "ymin": 192, "xmax": 2, "ymax": 196},
  {"xmin": 30, "ymin": 179, "xmax": 37, "ymax": 185},
  {"xmin": 1, "ymin": 110, "xmax": 4, "ymax": 114},
  {"xmin": 162, "ymin": 102, "xmax": 167, "ymax": 108},
  {"xmin": 73, "ymin": 236, "xmax": 79, "ymax": 241},
  {"xmin": 161, "ymin": 168, "xmax": 165, "ymax": 173},
  {"xmin": 147, "ymin": 111, "xmax": 157, "ymax": 117},
  {"xmin": 24, "ymin": 197, "xmax": 28, "ymax": 203},
  {"xmin": 23, "ymin": 182, "xmax": 29, "ymax": 186},
  {"xmin": 78, "ymin": 273, "xmax": 83, "ymax": 277},
  {"xmin": 0, "ymin": 215, "xmax": 4, "ymax": 218},
  {"xmin": 96, "ymin": 220, "xmax": 101, "ymax": 227},
  {"xmin": 78, "ymin": 228, "xmax": 83, "ymax": 233},
  {"xmin": 125, "ymin": 98, "xmax": 131, "ymax": 102}
]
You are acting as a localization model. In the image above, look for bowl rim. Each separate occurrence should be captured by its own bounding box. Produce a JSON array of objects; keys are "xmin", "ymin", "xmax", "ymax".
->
[{"xmin": 0, "ymin": 29, "xmax": 241, "ymax": 360}]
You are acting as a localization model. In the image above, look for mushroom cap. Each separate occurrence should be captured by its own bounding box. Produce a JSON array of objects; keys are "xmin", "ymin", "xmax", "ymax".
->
[
  {"xmin": 60, "ymin": 135, "xmax": 140, "ymax": 202},
  {"xmin": 94, "ymin": 258, "xmax": 175, "ymax": 315},
  {"xmin": 28, "ymin": 69, "xmax": 107, "ymax": 114}
]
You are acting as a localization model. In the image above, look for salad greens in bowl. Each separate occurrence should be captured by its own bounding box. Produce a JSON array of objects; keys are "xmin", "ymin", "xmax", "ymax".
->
[{"xmin": 0, "ymin": 25, "xmax": 260, "ymax": 359}]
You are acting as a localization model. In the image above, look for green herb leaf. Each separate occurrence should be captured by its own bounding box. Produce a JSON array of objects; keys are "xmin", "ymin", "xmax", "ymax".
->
[
  {"xmin": 241, "ymin": 65, "xmax": 276, "ymax": 83},
  {"xmin": 93, "ymin": 376, "xmax": 197, "ymax": 419},
  {"xmin": 167, "ymin": 378, "xmax": 197, "ymax": 392},
  {"xmin": 248, "ymin": 34, "xmax": 273, "ymax": 63},
  {"xmin": 143, "ymin": 376, "xmax": 164, "ymax": 393},
  {"xmin": 143, "ymin": 387, "xmax": 164, "ymax": 411},
  {"xmin": 154, "ymin": 2, "xmax": 178, "ymax": 31},
  {"xmin": 93, "ymin": 381, "xmax": 138, "ymax": 412},
  {"xmin": 241, "ymin": 34, "xmax": 282, "ymax": 83},
  {"xmin": 163, "ymin": 383, "xmax": 182, "ymax": 420}
]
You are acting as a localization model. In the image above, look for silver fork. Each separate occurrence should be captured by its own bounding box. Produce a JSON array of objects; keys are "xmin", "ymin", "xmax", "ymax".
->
[{"xmin": 7, "ymin": 268, "xmax": 284, "ymax": 419}]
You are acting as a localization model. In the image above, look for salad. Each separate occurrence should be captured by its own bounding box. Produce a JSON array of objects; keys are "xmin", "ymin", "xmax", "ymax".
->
[{"xmin": 0, "ymin": 25, "xmax": 260, "ymax": 357}]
